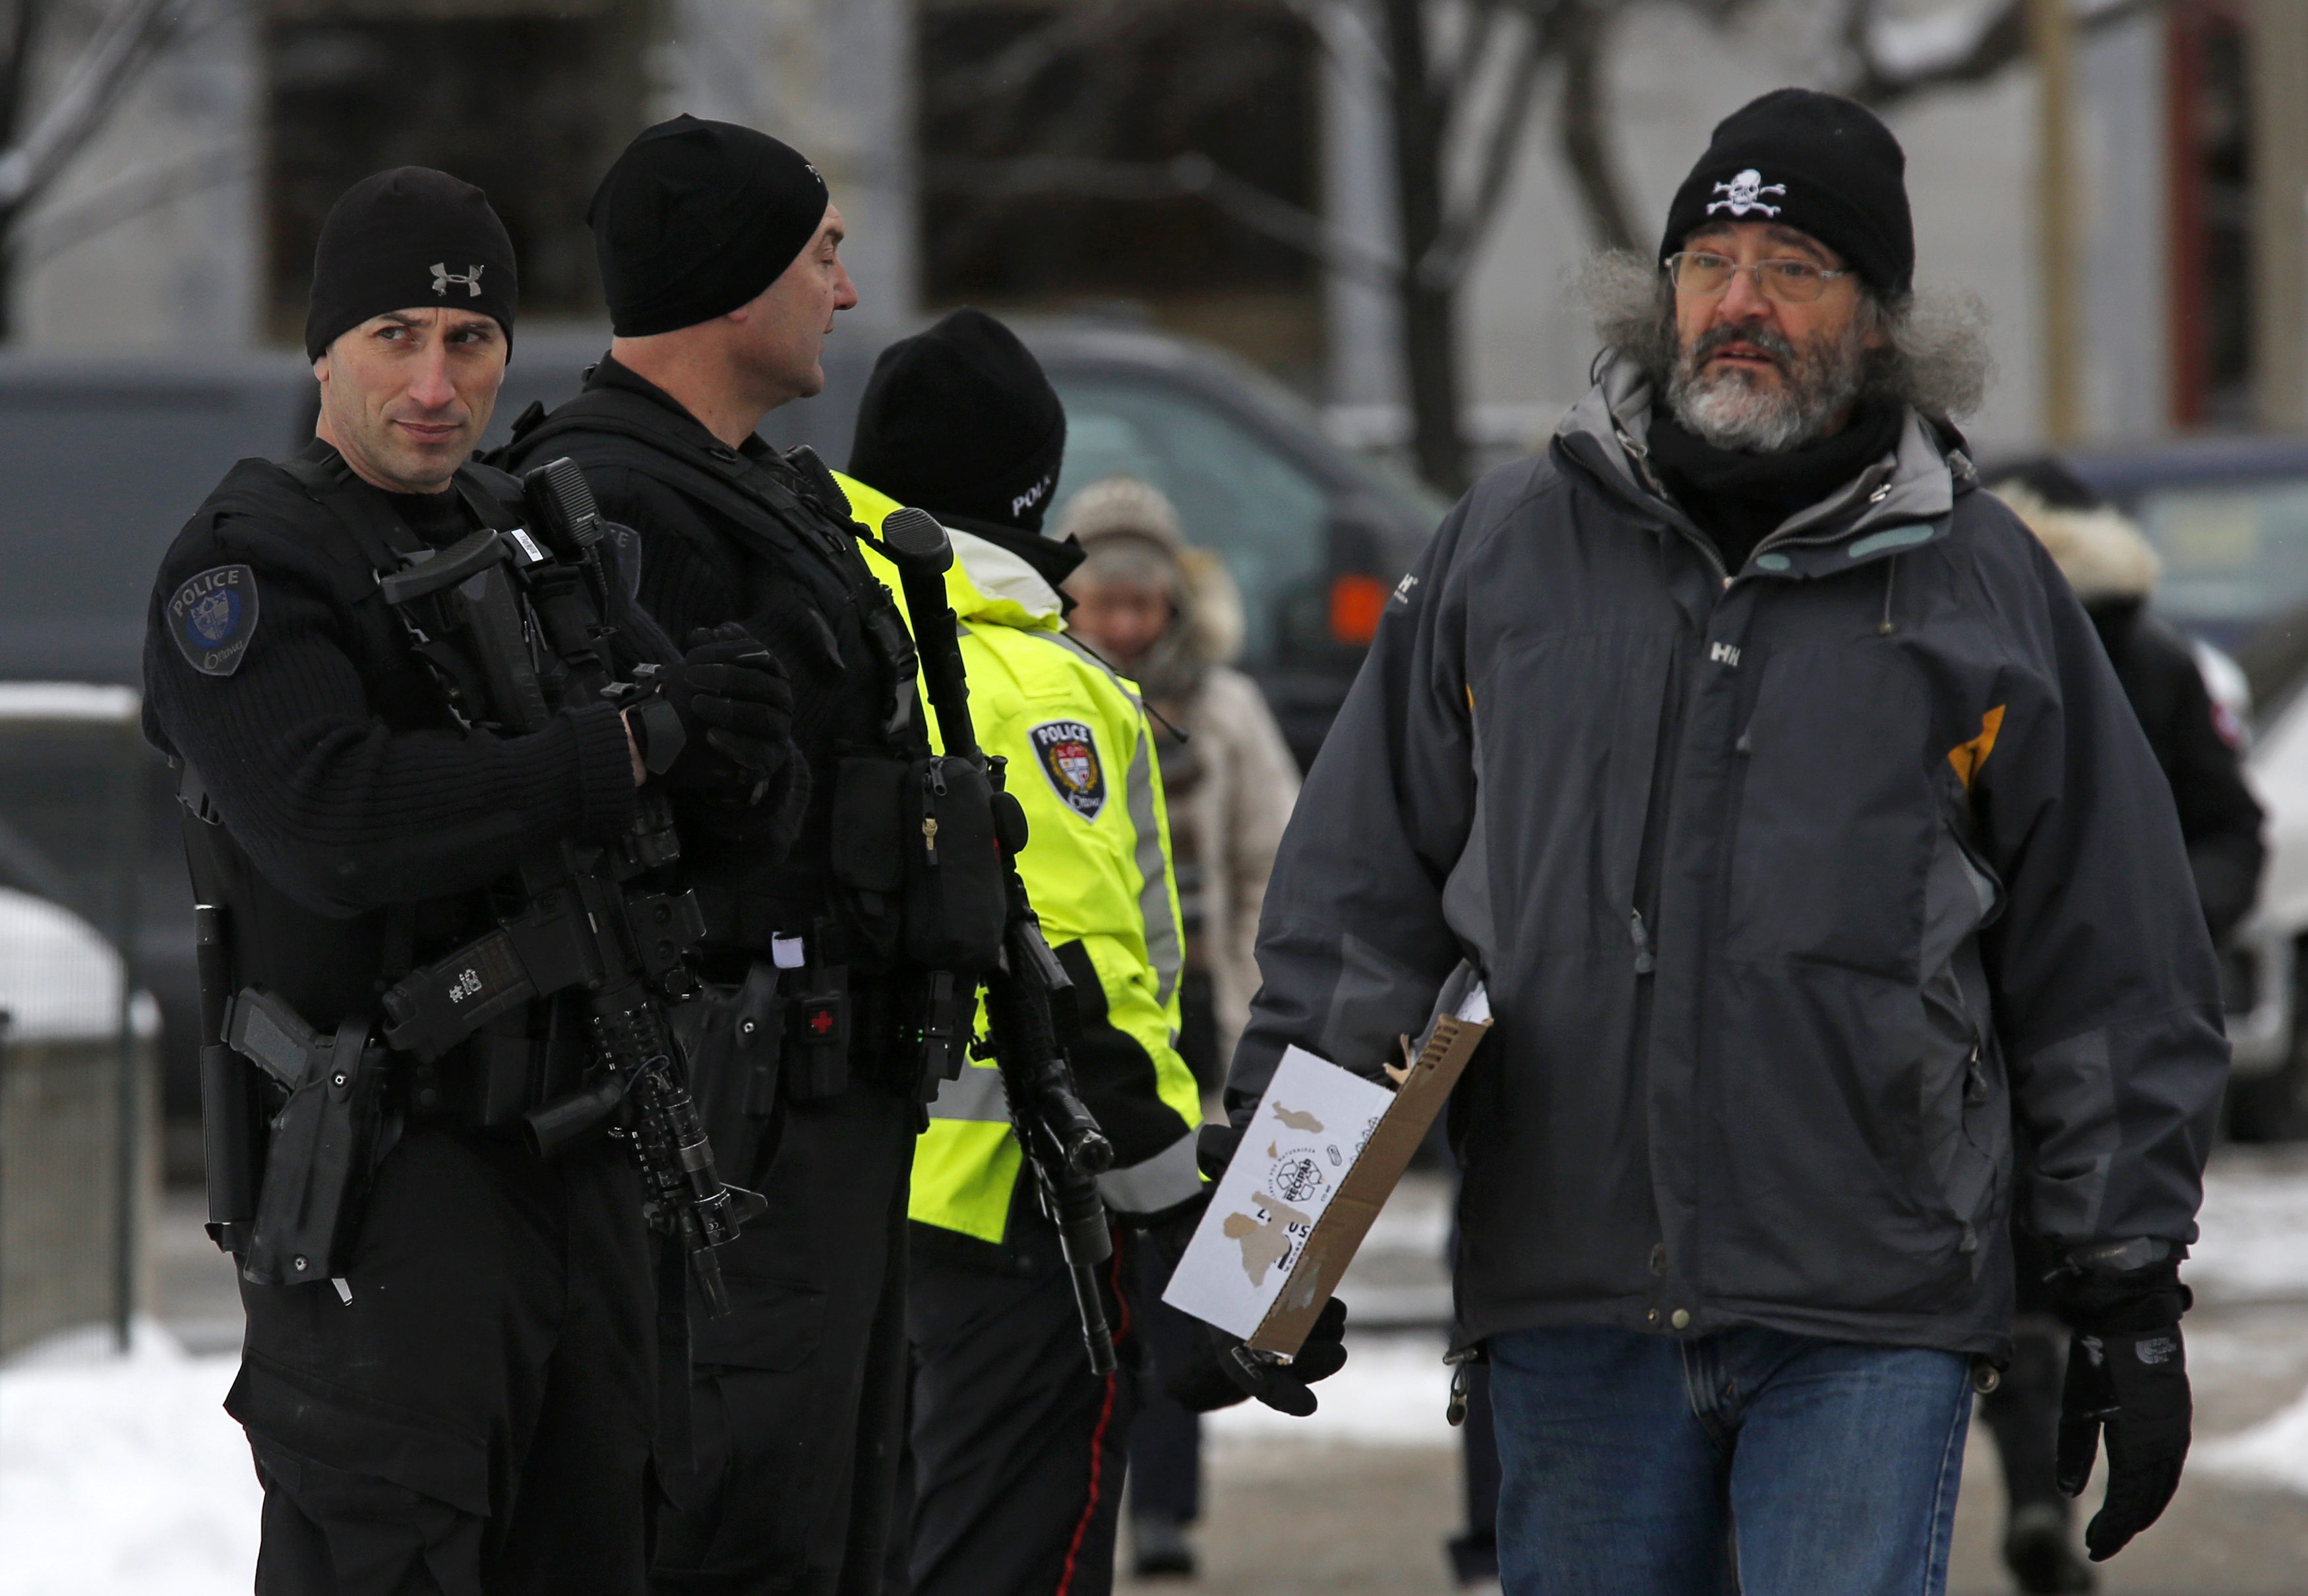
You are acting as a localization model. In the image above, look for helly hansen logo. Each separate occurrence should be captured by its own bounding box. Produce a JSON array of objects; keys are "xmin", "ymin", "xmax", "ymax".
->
[
  {"xmin": 1392, "ymin": 573, "xmax": 1419, "ymax": 605},
  {"xmin": 431, "ymin": 262, "xmax": 485, "ymax": 297},
  {"xmin": 1710, "ymin": 641, "xmax": 1741, "ymax": 667}
]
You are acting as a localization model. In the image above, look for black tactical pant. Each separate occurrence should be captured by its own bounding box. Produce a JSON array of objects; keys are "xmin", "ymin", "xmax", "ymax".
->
[
  {"xmin": 231, "ymin": 1125, "xmax": 660, "ymax": 1596},
  {"xmin": 896, "ymin": 1226, "xmax": 1141, "ymax": 1596},
  {"xmin": 652, "ymin": 1082, "xmax": 918, "ymax": 1596}
]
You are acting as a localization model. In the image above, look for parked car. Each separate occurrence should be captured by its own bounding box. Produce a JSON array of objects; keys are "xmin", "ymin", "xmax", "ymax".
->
[
  {"xmin": 2027, "ymin": 438, "xmax": 2308, "ymax": 1137},
  {"xmin": 0, "ymin": 320, "xmax": 1444, "ymax": 1138}
]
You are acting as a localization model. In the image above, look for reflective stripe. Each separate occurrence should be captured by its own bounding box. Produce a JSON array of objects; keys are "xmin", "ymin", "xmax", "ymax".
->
[
  {"xmin": 927, "ymin": 1065, "xmax": 1010, "ymax": 1123},
  {"xmin": 1018, "ymin": 627, "xmax": 1182, "ymax": 1011},
  {"xmin": 1097, "ymin": 1129, "xmax": 1204, "ymax": 1214},
  {"xmin": 1124, "ymin": 718, "xmax": 1182, "ymax": 1009}
]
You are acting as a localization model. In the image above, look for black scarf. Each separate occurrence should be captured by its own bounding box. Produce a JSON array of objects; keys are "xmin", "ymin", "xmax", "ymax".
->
[{"xmin": 1647, "ymin": 396, "xmax": 1905, "ymax": 575}]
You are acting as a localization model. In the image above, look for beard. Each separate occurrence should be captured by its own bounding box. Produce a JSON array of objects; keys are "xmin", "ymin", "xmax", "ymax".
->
[{"xmin": 1664, "ymin": 316, "xmax": 1872, "ymax": 454}]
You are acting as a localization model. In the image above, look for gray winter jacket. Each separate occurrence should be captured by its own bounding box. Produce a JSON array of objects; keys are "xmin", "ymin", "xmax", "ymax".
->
[{"xmin": 1230, "ymin": 357, "xmax": 2227, "ymax": 1359}]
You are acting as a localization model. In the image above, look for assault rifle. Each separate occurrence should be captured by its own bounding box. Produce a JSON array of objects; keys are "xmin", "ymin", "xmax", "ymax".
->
[
  {"xmin": 373, "ymin": 458, "xmax": 765, "ymax": 1314},
  {"xmin": 880, "ymin": 506, "xmax": 1118, "ymax": 1376}
]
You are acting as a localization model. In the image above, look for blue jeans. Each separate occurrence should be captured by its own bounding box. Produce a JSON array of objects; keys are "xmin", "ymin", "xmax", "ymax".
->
[{"xmin": 1488, "ymin": 1326, "xmax": 1972, "ymax": 1596}]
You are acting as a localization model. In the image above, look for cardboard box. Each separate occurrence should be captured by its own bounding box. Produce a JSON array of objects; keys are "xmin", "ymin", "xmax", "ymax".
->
[{"xmin": 1163, "ymin": 970, "xmax": 1493, "ymax": 1356}]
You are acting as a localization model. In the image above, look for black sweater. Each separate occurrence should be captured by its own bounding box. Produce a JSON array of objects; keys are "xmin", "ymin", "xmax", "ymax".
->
[{"xmin": 143, "ymin": 446, "xmax": 644, "ymax": 920}]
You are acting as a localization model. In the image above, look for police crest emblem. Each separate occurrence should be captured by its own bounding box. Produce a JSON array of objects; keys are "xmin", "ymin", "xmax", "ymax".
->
[
  {"xmin": 167, "ymin": 564, "xmax": 258, "ymax": 676},
  {"xmin": 1029, "ymin": 719, "xmax": 1106, "ymax": 820}
]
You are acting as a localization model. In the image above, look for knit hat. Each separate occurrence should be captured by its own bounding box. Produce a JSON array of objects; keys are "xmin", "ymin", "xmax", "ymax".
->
[
  {"xmin": 1660, "ymin": 88, "xmax": 1914, "ymax": 297},
  {"xmin": 590, "ymin": 115, "xmax": 830, "ymax": 337},
  {"xmin": 1055, "ymin": 474, "xmax": 1186, "ymax": 554},
  {"xmin": 1058, "ymin": 476, "xmax": 1246, "ymax": 670},
  {"xmin": 847, "ymin": 309, "xmax": 1068, "ymax": 534},
  {"xmin": 304, "ymin": 167, "xmax": 517, "ymax": 360}
]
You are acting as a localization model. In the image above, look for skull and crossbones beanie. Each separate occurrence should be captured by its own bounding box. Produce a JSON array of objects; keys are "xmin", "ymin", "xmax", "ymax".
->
[
  {"xmin": 589, "ymin": 115, "xmax": 830, "ymax": 338},
  {"xmin": 847, "ymin": 308, "xmax": 1068, "ymax": 535},
  {"xmin": 303, "ymin": 167, "xmax": 518, "ymax": 361},
  {"xmin": 1659, "ymin": 88, "xmax": 1914, "ymax": 297}
]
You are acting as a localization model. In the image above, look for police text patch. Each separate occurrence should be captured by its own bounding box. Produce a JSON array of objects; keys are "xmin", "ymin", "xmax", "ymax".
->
[
  {"xmin": 167, "ymin": 564, "xmax": 259, "ymax": 676},
  {"xmin": 1029, "ymin": 720, "xmax": 1107, "ymax": 821}
]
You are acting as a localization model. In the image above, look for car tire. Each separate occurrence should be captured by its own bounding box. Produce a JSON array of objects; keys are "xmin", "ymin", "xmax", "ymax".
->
[{"xmin": 2230, "ymin": 944, "xmax": 2308, "ymax": 1142}]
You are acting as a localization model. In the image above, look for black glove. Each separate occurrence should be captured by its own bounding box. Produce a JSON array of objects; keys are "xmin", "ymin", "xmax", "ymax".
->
[
  {"xmin": 2053, "ymin": 1260, "xmax": 2192, "ymax": 1562},
  {"xmin": 632, "ymin": 624, "xmax": 793, "ymax": 796}
]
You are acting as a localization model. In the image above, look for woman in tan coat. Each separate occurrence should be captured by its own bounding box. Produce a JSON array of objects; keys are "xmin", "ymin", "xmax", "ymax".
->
[
  {"xmin": 1056, "ymin": 474, "xmax": 1301, "ymax": 1579},
  {"xmin": 1058, "ymin": 475, "xmax": 1302, "ymax": 1081}
]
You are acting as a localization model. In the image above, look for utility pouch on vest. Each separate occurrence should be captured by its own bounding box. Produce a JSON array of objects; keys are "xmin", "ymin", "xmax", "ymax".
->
[
  {"xmin": 227, "ymin": 988, "xmax": 388, "ymax": 1286},
  {"xmin": 828, "ymin": 753, "xmax": 1007, "ymax": 974},
  {"xmin": 672, "ymin": 961, "xmax": 785, "ymax": 1185},
  {"xmin": 785, "ymin": 961, "xmax": 851, "ymax": 1102},
  {"xmin": 903, "ymin": 755, "xmax": 1006, "ymax": 973}
]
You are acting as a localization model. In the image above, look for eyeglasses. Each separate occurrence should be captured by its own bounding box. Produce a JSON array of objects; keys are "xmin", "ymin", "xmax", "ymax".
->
[{"xmin": 1664, "ymin": 251, "xmax": 1853, "ymax": 305}]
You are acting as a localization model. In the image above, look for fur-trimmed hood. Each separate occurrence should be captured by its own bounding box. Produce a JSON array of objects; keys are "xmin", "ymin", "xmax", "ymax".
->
[{"xmin": 1992, "ymin": 482, "xmax": 2162, "ymax": 603}]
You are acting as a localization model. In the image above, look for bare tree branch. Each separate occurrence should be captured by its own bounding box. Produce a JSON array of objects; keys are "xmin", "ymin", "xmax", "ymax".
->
[
  {"xmin": 1838, "ymin": 0, "xmax": 2160, "ymax": 107},
  {"xmin": 0, "ymin": 0, "xmax": 200, "ymax": 214},
  {"xmin": 926, "ymin": 151, "xmax": 1403, "ymax": 287},
  {"xmin": 18, "ymin": 138, "xmax": 245, "ymax": 264},
  {"xmin": 1421, "ymin": 14, "xmax": 1546, "ymax": 289},
  {"xmin": 1554, "ymin": 0, "xmax": 1636, "ymax": 251}
]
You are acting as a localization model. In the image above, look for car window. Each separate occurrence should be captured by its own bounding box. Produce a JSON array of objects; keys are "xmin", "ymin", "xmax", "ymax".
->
[
  {"xmin": 2135, "ymin": 479, "xmax": 2308, "ymax": 643},
  {"xmin": 1048, "ymin": 376, "xmax": 1330, "ymax": 667}
]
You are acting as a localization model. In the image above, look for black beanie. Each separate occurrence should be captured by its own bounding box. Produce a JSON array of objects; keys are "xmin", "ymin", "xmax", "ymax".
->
[
  {"xmin": 590, "ymin": 115, "xmax": 830, "ymax": 337},
  {"xmin": 303, "ymin": 167, "xmax": 517, "ymax": 361},
  {"xmin": 847, "ymin": 309, "xmax": 1068, "ymax": 535},
  {"xmin": 1659, "ymin": 89, "xmax": 1914, "ymax": 297}
]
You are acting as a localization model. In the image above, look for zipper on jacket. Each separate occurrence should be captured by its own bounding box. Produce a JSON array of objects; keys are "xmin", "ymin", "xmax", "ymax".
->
[{"xmin": 1629, "ymin": 910, "xmax": 1656, "ymax": 974}]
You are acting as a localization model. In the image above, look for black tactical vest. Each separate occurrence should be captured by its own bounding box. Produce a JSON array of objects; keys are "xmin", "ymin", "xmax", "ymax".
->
[
  {"xmin": 498, "ymin": 385, "xmax": 928, "ymax": 962},
  {"xmin": 176, "ymin": 446, "xmax": 554, "ymax": 1042}
]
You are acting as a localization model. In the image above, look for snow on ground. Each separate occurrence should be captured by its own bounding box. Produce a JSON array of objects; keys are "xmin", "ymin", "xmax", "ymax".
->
[
  {"xmin": 1, "ymin": 1320, "xmax": 256, "ymax": 1596},
  {"xmin": 1207, "ymin": 1330, "xmax": 1459, "ymax": 1452},
  {"xmin": 2200, "ymin": 1384, "xmax": 2308, "ymax": 1493},
  {"xmin": 2184, "ymin": 1149, "xmax": 2308, "ymax": 1303}
]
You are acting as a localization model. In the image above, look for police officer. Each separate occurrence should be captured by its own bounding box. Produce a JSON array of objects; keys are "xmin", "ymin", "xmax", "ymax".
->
[
  {"xmin": 498, "ymin": 117, "xmax": 943, "ymax": 1593},
  {"xmin": 839, "ymin": 309, "xmax": 1201, "ymax": 1596},
  {"xmin": 145, "ymin": 168, "xmax": 799, "ymax": 1595}
]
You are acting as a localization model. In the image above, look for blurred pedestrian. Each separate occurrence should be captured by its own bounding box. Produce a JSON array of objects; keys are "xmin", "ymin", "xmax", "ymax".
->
[
  {"xmin": 1059, "ymin": 476, "xmax": 1302, "ymax": 1580},
  {"xmin": 1976, "ymin": 462, "xmax": 2267, "ymax": 1595},
  {"xmin": 843, "ymin": 309, "xmax": 1203, "ymax": 1596},
  {"xmin": 1061, "ymin": 476, "xmax": 1300, "ymax": 1084},
  {"xmin": 1227, "ymin": 87, "xmax": 2228, "ymax": 1595}
]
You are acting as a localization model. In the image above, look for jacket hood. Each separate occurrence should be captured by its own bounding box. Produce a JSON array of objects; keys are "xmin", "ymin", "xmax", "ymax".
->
[
  {"xmin": 1556, "ymin": 351, "xmax": 1961, "ymax": 548},
  {"xmin": 948, "ymin": 527, "xmax": 1065, "ymax": 633},
  {"xmin": 1991, "ymin": 483, "xmax": 2160, "ymax": 603}
]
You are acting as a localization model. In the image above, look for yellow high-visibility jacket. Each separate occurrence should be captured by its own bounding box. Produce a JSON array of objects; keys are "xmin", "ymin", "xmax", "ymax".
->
[{"xmin": 837, "ymin": 473, "xmax": 1202, "ymax": 1242}]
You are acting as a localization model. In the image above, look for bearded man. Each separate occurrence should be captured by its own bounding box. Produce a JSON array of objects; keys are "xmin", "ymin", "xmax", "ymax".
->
[{"xmin": 1225, "ymin": 90, "xmax": 2225, "ymax": 1595}]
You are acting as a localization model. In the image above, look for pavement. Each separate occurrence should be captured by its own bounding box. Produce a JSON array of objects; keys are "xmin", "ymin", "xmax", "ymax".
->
[{"xmin": 136, "ymin": 1146, "xmax": 2308, "ymax": 1594}]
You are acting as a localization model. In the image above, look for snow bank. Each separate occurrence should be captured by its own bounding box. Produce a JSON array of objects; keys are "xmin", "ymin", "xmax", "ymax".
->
[
  {"xmin": 0, "ymin": 1321, "xmax": 256, "ymax": 1596},
  {"xmin": 2200, "ymin": 1383, "xmax": 2308, "ymax": 1493},
  {"xmin": 2183, "ymin": 1152, "xmax": 2308, "ymax": 1303},
  {"xmin": 1207, "ymin": 1330, "xmax": 1457, "ymax": 1450}
]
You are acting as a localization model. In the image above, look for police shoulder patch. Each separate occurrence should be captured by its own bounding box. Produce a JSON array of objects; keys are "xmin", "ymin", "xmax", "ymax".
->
[
  {"xmin": 1029, "ymin": 719, "xmax": 1107, "ymax": 821},
  {"xmin": 166, "ymin": 563, "xmax": 260, "ymax": 677}
]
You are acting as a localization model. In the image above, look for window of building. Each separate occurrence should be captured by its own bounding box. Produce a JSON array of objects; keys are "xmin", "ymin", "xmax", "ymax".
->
[
  {"xmin": 262, "ymin": 0, "xmax": 651, "ymax": 343},
  {"xmin": 2168, "ymin": 0, "xmax": 2251, "ymax": 429},
  {"xmin": 918, "ymin": 0, "xmax": 1322, "ymax": 388}
]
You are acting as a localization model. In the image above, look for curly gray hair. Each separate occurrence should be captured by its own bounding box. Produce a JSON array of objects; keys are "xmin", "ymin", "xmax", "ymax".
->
[{"xmin": 1576, "ymin": 249, "xmax": 1992, "ymax": 430}]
